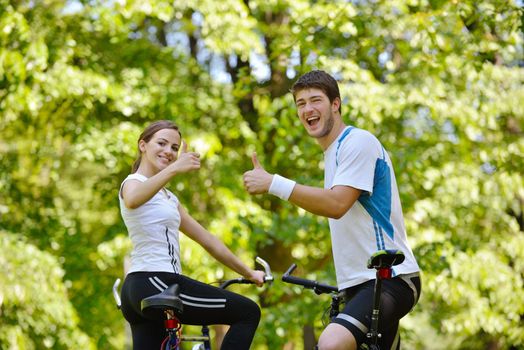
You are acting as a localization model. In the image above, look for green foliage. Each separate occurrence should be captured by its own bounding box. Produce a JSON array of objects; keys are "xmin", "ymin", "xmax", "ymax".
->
[
  {"xmin": 0, "ymin": 232, "xmax": 94, "ymax": 349},
  {"xmin": 1, "ymin": 0, "xmax": 523, "ymax": 349}
]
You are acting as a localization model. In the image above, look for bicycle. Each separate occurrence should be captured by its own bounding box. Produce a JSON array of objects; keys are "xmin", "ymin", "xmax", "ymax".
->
[
  {"xmin": 282, "ymin": 249, "xmax": 405, "ymax": 350},
  {"xmin": 112, "ymin": 256, "xmax": 274, "ymax": 350}
]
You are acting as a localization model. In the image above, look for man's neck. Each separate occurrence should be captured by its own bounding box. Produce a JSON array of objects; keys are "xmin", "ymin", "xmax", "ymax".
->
[{"xmin": 318, "ymin": 121, "xmax": 347, "ymax": 151}]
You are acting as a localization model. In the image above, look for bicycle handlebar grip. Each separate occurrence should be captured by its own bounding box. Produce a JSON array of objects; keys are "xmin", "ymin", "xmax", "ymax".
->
[
  {"xmin": 281, "ymin": 263, "xmax": 338, "ymax": 294},
  {"xmin": 112, "ymin": 278, "xmax": 122, "ymax": 309},
  {"xmin": 282, "ymin": 274, "xmax": 315, "ymax": 287},
  {"xmin": 281, "ymin": 264, "xmax": 317, "ymax": 289},
  {"xmin": 218, "ymin": 257, "xmax": 274, "ymax": 289},
  {"xmin": 255, "ymin": 256, "xmax": 274, "ymax": 282}
]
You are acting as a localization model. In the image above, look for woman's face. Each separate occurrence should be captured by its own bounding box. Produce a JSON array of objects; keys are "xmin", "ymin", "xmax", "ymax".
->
[{"xmin": 139, "ymin": 128, "xmax": 181, "ymax": 173}]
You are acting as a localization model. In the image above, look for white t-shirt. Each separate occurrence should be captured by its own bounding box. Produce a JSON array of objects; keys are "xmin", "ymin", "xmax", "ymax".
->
[
  {"xmin": 119, "ymin": 173, "xmax": 182, "ymax": 274},
  {"xmin": 324, "ymin": 126, "xmax": 420, "ymax": 290}
]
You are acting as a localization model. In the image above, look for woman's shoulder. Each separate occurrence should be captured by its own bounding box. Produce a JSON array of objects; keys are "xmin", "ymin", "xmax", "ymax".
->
[
  {"xmin": 119, "ymin": 173, "xmax": 148, "ymax": 199},
  {"xmin": 124, "ymin": 173, "xmax": 148, "ymax": 182}
]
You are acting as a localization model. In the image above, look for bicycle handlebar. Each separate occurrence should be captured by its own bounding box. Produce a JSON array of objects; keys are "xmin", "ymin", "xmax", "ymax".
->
[
  {"xmin": 219, "ymin": 256, "xmax": 274, "ymax": 289},
  {"xmin": 282, "ymin": 263, "xmax": 338, "ymax": 295}
]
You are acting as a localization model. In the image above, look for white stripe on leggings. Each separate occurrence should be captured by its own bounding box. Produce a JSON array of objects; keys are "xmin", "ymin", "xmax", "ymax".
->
[
  {"xmin": 335, "ymin": 313, "xmax": 368, "ymax": 334},
  {"xmin": 390, "ymin": 327, "xmax": 400, "ymax": 350},
  {"xmin": 153, "ymin": 276, "xmax": 169, "ymax": 289},
  {"xmin": 180, "ymin": 293, "xmax": 227, "ymax": 303},
  {"xmin": 148, "ymin": 277, "xmax": 165, "ymax": 292},
  {"xmin": 182, "ymin": 300, "xmax": 226, "ymax": 308}
]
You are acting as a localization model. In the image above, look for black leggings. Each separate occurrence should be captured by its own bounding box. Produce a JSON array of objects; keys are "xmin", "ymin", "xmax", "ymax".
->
[
  {"xmin": 120, "ymin": 272, "xmax": 261, "ymax": 350},
  {"xmin": 332, "ymin": 274, "xmax": 421, "ymax": 350}
]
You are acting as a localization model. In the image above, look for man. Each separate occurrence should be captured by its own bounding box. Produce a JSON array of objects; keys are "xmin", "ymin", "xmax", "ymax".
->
[{"xmin": 243, "ymin": 70, "xmax": 421, "ymax": 350}]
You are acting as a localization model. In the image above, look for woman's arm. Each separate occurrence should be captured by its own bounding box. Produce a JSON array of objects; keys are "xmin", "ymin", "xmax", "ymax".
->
[
  {"xmin": 122, "ymin": 149, "xmax": 200, "ymax": 209},
  {"xmin": 121, "ymin": 169, "xmax": 176, "ymax": 209},
  {"xmin": 178, "ymin": 205, "xmax": 265, "ymax": 286}
]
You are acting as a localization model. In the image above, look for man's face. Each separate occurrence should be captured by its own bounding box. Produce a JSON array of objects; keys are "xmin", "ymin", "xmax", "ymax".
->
[{"xmin": 295, "ymin": 88, "xmax": 339, "ymax": 139}]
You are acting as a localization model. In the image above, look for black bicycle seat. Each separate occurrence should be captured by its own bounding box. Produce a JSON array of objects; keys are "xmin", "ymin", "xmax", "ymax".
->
[
  {"xmin": 367, "ymin": 249, "xmax": 405, "ymax": 269},
  {"xmin": 141, "ymin": 284, "xmax": 183, "ymax": 319}
]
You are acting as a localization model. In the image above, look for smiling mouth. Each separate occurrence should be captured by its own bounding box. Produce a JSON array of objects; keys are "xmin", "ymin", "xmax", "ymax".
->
[{"xmin": 306, "ymin": 116, "xmax": 320, "ymax": 126}]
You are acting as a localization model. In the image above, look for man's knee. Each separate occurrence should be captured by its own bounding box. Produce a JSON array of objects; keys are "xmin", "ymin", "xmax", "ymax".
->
[
  {"xmin": 317, "ymin": 323, "xmax": 357, "ymax": 350},
  {"xmin": 317, "ymin": 338, "xmax": 356, "ymax": 350}
]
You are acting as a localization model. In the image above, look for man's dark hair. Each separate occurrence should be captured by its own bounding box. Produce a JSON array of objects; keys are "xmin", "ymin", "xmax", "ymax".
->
[{"xmin": 291, "ymin": 70, "xmax": 341, "ymax": 114}]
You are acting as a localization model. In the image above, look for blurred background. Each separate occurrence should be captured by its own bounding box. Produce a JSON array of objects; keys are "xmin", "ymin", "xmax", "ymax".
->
[{"xmin": 1, "ymin": 0, "xmax": 523, "ymax": 349}]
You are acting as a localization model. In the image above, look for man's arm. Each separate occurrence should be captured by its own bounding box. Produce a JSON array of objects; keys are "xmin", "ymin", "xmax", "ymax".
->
[
  {"xmin": 243, "ymin": 152, "xmax": 361, "ymax": 219},
  {"xmin": 289, "ymin": 184, "xmax": 361, "ymax": 219}
]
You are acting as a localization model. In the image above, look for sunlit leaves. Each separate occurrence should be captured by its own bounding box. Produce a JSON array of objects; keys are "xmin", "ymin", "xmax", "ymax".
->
[
  {"xmin": 1, "ymin": 0, "xmax": 523, "ymax": 349},
  {"xmin": 0, "ymin": 233, "xmax": 95, "ymax": 350}
]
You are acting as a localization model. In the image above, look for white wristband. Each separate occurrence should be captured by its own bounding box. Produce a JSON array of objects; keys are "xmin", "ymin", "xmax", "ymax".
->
[{"xmin": 268, "ymin": 174, "xmax": 296, "ymax": 201}]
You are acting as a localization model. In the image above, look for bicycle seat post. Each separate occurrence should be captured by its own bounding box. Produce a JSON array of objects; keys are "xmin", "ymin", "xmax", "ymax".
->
[
  {"xmin": 141, "ymin": 284, "xmax": 184, "ymax": 349},
  {"xmin": 164, "ymin": 309, "xmax": 179, "ymax": 331},
  {"xmin": 367, "ymin": 270, "xmax": 384, "ymax": 347},
  {"xmin": 366, "ymin": 250, "xmax": 405, "ymax": 348}
]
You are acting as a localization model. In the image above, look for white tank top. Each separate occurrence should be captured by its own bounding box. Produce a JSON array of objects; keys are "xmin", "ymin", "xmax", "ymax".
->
[{"xmin": 119, "ymin": 173, "xmax": 182, "ymax": 274}]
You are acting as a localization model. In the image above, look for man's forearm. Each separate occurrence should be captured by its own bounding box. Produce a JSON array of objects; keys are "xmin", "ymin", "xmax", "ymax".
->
[{"xmin": 288, "ymin": 183, "xmax": 361, "ymax": 219}]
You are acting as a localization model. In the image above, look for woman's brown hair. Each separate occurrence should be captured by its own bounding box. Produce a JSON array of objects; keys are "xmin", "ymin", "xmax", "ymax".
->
[{"xmin": 131, "ymin": 120, "xmax": 181, "ymax": 173}]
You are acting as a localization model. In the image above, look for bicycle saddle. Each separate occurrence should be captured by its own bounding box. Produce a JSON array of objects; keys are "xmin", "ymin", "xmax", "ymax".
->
[
  {"xmin": 141, "ymin": 284, "xmax": 184, "ymax": 319},
  {"xmin": 367, "ymin": 249, "xmax": 405, "ymax": 269}
]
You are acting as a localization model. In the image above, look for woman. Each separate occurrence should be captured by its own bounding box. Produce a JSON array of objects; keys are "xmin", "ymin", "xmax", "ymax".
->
[{"xmin": 119, "ymin": 120, "xmax": 265, "ymax": 350}]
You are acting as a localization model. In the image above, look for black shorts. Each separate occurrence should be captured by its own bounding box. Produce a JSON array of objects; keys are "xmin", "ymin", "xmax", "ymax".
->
[
  {"xmin": 331, "ymin": 273, "xmax": 421, "ymax": 349},
  {"xmin": 120, "ymin": 271, "xmax": 261, "ymax": 350}
]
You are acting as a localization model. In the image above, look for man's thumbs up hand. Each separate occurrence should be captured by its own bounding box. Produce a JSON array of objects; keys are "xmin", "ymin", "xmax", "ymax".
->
[
  {"xmin": 251, "ymin": 152, "xmax": 262, "ymax": 169},
  {"xmin": 243, "ymin": 152, "xmax": 273, "ymax": 195}
]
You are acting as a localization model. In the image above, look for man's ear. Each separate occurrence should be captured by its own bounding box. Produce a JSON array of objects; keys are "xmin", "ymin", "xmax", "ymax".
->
[
  {"xmin": 332, "ymin": 97, "xmax": 341, "ymax": 113},
  {"xmin": 138, "ymin": 139, "xmax": 146, "ymax": 153}
]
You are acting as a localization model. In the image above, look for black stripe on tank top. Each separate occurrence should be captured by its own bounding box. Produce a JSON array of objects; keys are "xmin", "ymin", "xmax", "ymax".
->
[{"xmin": 165, "ymin": 226, "xmax": 178, "ymax": 273}]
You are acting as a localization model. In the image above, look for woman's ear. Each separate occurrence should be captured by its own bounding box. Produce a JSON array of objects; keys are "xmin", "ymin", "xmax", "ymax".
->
[{"xmin": 138, "ymin": 139, "xmax": 146, "ymax": 153}]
